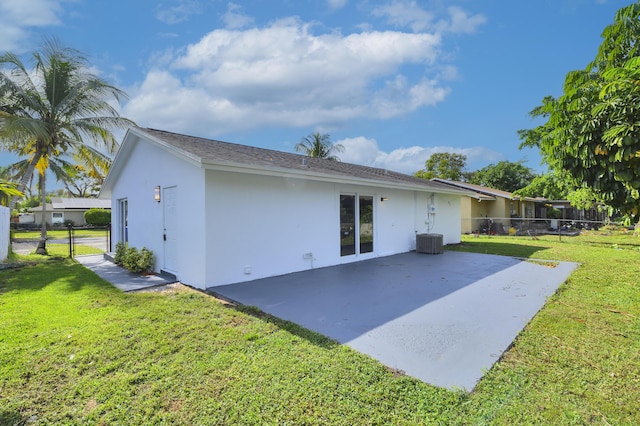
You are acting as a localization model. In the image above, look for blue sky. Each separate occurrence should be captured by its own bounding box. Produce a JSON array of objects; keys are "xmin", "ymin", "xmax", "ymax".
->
[{"xmin": 0, "ymin": 0, "xmax": 627, "ymax": 177}]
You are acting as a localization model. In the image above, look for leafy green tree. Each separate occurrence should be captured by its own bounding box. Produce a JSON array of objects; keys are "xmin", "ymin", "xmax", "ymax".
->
[
  {"xmin": 414, "ymin": 152, "xmax": 467, "ymax": 181},
  {"xmin": 58, "ymin": 163, "xmax": 105, "ymax": 198},
  {"xmin": 295, "ymin": 132, "xmax": 344, "ymax": 161},
  {"xmin": 519, "ymin": 2, "xmax": 640, "ymax": 222},
  {"xmin": 0, "ymin": 38, "xmax": 133, "ymax": 253},
  {"xmin": 566, "ymin": 187, "xmax": 601, "ymax": 211},
  {"xmin": 514, "ymin": 169, "xmax": 574, "ymax": 200},
  {"xmin": 470, "ymin": 161, "xmax": 536, "ymax": 193}
]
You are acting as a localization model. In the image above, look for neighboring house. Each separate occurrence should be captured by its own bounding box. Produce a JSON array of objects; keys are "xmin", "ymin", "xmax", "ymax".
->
[
  {"xmin": 546, "ymin": 200, "xmax": 608, "ymax": 224},
  {"xmin": 100, "ymin": 127, "xmax": 471, "ymax": 290},
  {"xmin": 431, "ymin": 179, "xmax": 546, "ymax": 234},
  {"xmin": 29, "ymin": 197, "xmax": 111, "ymax": 226}
]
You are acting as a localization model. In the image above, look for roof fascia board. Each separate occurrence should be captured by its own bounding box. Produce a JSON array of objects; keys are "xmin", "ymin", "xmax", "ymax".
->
[
  {"xmin": 133, "ymin": 127, "xmax": 203, "ymax": 168},
  {"xmin": 100, "ymin": 127, "xmax": 204, "ymax": 198}
]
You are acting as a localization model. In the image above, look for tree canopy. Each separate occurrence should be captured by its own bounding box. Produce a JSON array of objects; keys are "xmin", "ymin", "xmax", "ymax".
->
[
  {"xmin": 514, "ymin": 169, "xmax": 573, "ymax": 200},
  {"xmin": 0, "ymin": 38, "xmax": 133, "ymax": 252},
  {"xmin": 469, "ymin": 161, "xmax": 536, "ymax": 193},
  {"xmin": 519, "ymin": 2, "xmax": 640, "ymax": 221},
  {"xmin": 414, "ymin": 152, "xmax": 467, "ymax": 181},
  {"xmin": 295, "ymin": 132, "xmax": 344, "ymax": 161}
]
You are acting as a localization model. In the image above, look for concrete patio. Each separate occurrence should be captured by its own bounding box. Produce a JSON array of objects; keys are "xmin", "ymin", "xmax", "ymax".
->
[{"xmin": 211, "ymin": 251, "xmax": 578, "ymax": 390}]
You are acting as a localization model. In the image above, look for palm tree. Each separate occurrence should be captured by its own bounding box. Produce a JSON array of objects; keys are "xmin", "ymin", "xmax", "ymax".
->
[
  {"xmin": 0, "ymin": 38, "xmax": 134, "ymax": 254},
  {"xmin": 295, "ymin": 132, "xmax": 345, "ymax": 161},
  {"xmin": 0, "ymin": 179, "xmax": 21, "ymax": 206}
]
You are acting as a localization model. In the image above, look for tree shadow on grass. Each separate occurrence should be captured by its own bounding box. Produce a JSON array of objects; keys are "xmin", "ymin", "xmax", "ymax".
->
[
  {"xmin": 447, "ymin": 241, "xmax": 550, "ymax": 258},
  {"xmin": 0, "ymin": 409, "xmax": 24, "ymax": 426},
  {"xmin": 0, "ymin": 258, "xmax": 120, "ymax": 295}
]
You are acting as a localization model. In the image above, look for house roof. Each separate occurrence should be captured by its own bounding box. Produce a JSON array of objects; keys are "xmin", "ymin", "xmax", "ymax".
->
[
  {"xmin": 28, "ymin": 197, "xmax": 111, "ymax": 212},
  {"xmin": 101, "ymin": 127, "xmax": 474, "ymax": 197},
  {"xmin": 430, "ymin": 178, "xmax": 545, "ymax": 203}
]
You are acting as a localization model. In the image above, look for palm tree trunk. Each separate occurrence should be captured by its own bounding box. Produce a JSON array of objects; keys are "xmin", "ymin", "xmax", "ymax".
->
[
  {"xmin": 36, "ymin": 170, "xmax": 47, "ymax": 255},
  {"xmin": 8, "ymin": 152, "xmax": 41, "ymax": 210}
]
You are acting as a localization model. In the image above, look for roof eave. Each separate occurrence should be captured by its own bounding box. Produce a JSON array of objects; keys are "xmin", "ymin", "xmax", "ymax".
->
[{"xmin": 200, "ymin": 159, "xmax": 472, "ymax": 195}]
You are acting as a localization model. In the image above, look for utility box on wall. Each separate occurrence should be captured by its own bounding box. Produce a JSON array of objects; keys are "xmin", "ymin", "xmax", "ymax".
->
[{"xmin": 416, "ymin": 233, "xmax": 443, "ymax": 254}]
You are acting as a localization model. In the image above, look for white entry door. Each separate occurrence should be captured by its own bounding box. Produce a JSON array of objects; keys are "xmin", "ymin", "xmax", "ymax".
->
[{"xmin": 163, "ymin": 186, "xmax": 178, "ymax": 273}]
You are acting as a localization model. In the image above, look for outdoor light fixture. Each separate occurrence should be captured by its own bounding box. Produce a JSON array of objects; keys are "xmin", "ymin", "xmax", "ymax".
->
[
  {"xmin": 154, "ymin": 186, "xmax": 161, "ymax": 202},
  {"xmin": 380, "ymin": 197, "xmax": 389, "ymax": 202}
]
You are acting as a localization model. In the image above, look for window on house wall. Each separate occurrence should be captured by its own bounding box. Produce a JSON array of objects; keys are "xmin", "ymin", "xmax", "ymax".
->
[
  {"xmin": 52, "ymin": 212, "xmax": 64, "ymax": 224},
  {"xmin": 340, "ymin": 194, "xmax": 374, "ymax": 257},
  {"xmin": 118, "ymin": 198, "xmax": 128, "ymax": 244},
  {"xmin": 525, "ymin": 205, "xmax": 533, "ymax": 218}
]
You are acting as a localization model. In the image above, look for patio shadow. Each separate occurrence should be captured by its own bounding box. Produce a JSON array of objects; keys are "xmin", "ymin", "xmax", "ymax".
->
[{"xmin": 211, "ymin": 250, "xmax": 578, "ymax": 389}]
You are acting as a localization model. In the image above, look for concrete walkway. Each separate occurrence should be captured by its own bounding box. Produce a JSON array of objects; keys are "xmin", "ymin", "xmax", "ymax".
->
[
  {"xmin": 76, "ymin": 254, "xmax": 176, "ymax": 292},
  {"xmin": 211, "ymin": 251, "xmax": 578, "ymax": 390}
]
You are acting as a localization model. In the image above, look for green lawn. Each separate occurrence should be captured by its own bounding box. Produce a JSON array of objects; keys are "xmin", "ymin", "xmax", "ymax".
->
[
  {"xmin": 1, "ymin": 233, "xmax": 639, "ymax": 424},
  {"xmin": 12, "ymin": 228, "xmax": 108, "ymax": 239},
  {"xmin": 47, "ymin": 243, "xmax": 105, "ymax": 257}
]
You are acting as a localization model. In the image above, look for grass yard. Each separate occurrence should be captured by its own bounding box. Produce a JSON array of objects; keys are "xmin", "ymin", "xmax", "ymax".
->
[
  {"xmin": 1, "ymin": 232, "xmax": 639, "ymax": 424},
  {"xmin": 46, "ymin": 244, "xmax": 105, "ymax": 257},
  {"xmin": 12, "ymin": 228, "xmax": 108, "ymax": 239}
]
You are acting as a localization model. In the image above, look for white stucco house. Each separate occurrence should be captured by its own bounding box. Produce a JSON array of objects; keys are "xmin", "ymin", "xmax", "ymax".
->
[{"xmin": 100, "ymin": 127, "xmax": 470, "ymax": 290}]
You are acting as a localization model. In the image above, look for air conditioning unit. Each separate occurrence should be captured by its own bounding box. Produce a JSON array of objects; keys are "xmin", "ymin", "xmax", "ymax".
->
[{"xmin": 416, "ymin": 233, "xmax": 443, "ymax": 254}]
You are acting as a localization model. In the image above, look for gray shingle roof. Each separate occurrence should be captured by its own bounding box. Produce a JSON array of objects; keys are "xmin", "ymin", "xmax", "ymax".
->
[
  {"xmin": 50, "ymin": 197, "xmax": 111, "ymax": 209},
  {"xmin": 138, "ymin": 127, "xmax": 468, "ymax": 194},
  {"xmin": 431, "ymin": 178, "xmax": 545, "ymax": 202},
  {"xmin": 28, "ymin": 197, "xmax": 111, "ymax": 212}
]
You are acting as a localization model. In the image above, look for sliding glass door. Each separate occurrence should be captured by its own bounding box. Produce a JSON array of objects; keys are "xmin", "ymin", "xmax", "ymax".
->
[{"xmin": 340, "ymin": 194, "xmax": 374, "ymax": 257}]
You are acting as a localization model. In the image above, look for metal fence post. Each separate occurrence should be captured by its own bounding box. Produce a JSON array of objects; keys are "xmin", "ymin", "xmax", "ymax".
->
[
  {"xmin": 67, "ymin": 224, "xmax": 73, "ymax": 258},
  {"xmin": 106, "ymin": 224, "xmax": 111, "ymax": 253}
]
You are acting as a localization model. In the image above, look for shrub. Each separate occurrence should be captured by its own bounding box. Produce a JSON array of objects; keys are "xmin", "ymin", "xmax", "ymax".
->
[
  {"xmin": 118, "ymin": 244, "xmax": 155, "ymax": 274},
  {"xmin": 138, "ymin": 247, "xmax": 155, "ymax": 273},
  {"xmin": 84, "ymin": 208, "xmax": 111, "ymax": 226},
  {"xmin": 114, "ymin": 241, "xmax": 126, "ymax": 265},
  {"xmin": 122, "ymin": 247, "xmax": 140, "ymax": 272}
]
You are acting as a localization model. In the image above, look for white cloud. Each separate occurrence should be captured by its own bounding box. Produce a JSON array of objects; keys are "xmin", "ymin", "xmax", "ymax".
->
[
  {"xmin": 222, "ymin": 3, "xmax": 254, "ymax": 30},
  {"xmin": 327, "ymin": 0, "xmax": 347, "ymax": 10},
  {"xmin": 440, "ymin": 6, "xmax": 487, "ymax": 34},
  {"xmin": 372, "ymin": 1, "xmax": 485, "ymax": 35},
  {"xmin": 0, "ymin": 0, "xmax": 63, "ymax": 51},
  {"xmin": 372, "ymin": 1, "xmax": 435, "ymax": 32},
  {"xmin": 125, "ymin": 18, "xmax": 449, "ymax": 135},
  {"xmin": 338, "ymin": 136, "xmax": 503, "ymax": 174},
  {"xmin": 156, "ymin": 0, "xmax": 202, "ymax": 24}
]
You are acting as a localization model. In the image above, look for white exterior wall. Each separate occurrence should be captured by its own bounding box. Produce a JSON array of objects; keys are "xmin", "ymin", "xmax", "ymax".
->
[
  {"xmin": 32, "ymin": 210, "xmax": 91, "ymax": 226},
  {"xmin": 0, "ymin": 206, "xmax": 9, "ymax": 262},
  {"xmin": 428, "ymin": 193, "xmax": 462, "ymax": 244},
  {"xmin": 203, "ymin": 172, "xmax": 463, "ymax": 287},
  {"xmin": 109, "ymin": 139, "xmax": 207, "ymax": 287},
  {"xmin": 205, "ymin": 171, "xmax": 338, "ymax": 287}
]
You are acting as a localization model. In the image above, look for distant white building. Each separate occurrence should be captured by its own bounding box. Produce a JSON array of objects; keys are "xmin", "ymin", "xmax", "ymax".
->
[
  {"xmin": 29, "ymin": 197, "xmax": 111, "ymax": 226},
  {"xmin": 100, "ymin": 127, "xmax": 470, "ymax": 289}
]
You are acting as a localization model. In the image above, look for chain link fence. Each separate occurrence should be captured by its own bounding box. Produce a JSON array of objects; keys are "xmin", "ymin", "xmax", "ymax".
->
[{"xmin": 463, "ymin": 216, "xmax": 630, "ymax": 239}]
